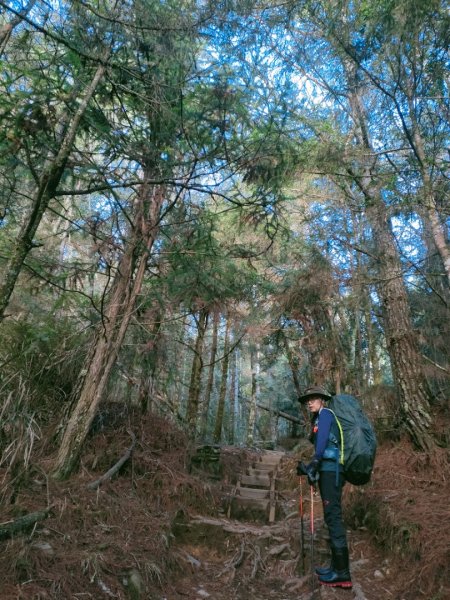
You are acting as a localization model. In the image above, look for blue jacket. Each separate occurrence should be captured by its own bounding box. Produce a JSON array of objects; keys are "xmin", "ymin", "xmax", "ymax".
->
[{"xmin": 311, "ymin": 407, "xmax": 343, "ymax": 473}]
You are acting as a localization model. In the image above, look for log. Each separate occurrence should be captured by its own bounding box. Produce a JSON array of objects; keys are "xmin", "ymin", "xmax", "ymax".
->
[
  {"xmin": 87, "ymin": 431, "xmax": 136, "ymax": 490},
  {"xmin": 256, "ymin": 403, "xmax": 302, "ymax": 424},
  {"xmin": 0, "ymin": 508, "xmax": 53, "ymax": 540}
]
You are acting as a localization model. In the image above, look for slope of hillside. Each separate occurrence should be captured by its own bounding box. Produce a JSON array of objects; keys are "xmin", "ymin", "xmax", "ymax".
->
[{"xmin": 0, "ymin": 409, "xmax": 448, "ymax": 600}]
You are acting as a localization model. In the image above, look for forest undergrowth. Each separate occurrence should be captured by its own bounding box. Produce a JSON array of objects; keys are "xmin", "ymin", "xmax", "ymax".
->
[
  {"xmin": 343, "ymin": 439, "xmax": 450, "ymax": 600},
  {"xmin": 0, "ymin": 407, "xmax": 448, "ymax": 600}
]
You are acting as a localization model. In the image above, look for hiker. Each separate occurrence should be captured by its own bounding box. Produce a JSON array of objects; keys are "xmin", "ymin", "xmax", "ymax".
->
[{"xmin": 296, "ymin": 386, "xmax": 352, "ymax": 589}]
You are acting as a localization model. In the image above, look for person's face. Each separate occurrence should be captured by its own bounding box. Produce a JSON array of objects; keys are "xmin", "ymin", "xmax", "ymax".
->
[{"xmin": 306, "ymin": 397, "xmax": 324, "ymax": 414}]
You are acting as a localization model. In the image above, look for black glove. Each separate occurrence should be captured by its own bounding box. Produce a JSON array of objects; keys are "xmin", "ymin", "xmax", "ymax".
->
[
  {"xmin": 305, "ymin": 459, "xmax": 320, "ymax": 486},
  {"xmin": 296, "ymin": 461, "xmax": 308, "ymax": 476}
]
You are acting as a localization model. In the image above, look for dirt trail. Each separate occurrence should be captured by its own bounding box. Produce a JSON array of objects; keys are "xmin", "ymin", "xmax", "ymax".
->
[
  {"xmin": 0, "ymin": 416, "xmax": 447, "ymax": 600},
  {"xmin": 168, "ymin": 448, "xmax": 398, "ymax": 600}
]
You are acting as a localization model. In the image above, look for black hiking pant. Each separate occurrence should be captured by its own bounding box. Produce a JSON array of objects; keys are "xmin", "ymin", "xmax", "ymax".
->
[{"xmin": 318, "ymin": 470, "xmax": 347, "ymax": 550}]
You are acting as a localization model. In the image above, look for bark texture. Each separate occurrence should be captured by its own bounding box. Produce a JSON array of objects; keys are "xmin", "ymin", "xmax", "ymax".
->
[
  {"xmin": 201, "ymin": 309, "xmax": 219, "ymax": 437},
  {"xmin": 246, "ymin": 342, "xmax": 259, "ymax": 446},
  {"xmin": 367, "ymin": 198, "xmax": 434, "ymax": 450},
  {"xmin": 52, "ymin": 180, "xmax": 165, "ymax": 479},
  {"xmin": 213, "ymin": 316, "xmax": 230, "ymax": 443},
  {"xmin": 186, "ymin": 308, "xmax": 209, "ymax": 435},
  {"xmin": 138, "ymin": 312, "xmax": 163, "ymax": 414},
  {"xmin": 281, "ymin": 332, "xmax": 302, "ymax": 399}
]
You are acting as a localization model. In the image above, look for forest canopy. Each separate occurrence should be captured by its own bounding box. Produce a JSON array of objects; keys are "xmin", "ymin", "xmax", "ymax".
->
[{"xmin": 0, "ymin": 0, "xmax": 449, "ymax": 478}]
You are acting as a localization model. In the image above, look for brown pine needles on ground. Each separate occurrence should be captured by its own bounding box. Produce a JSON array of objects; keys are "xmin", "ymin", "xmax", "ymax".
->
[
  {"xmin": 0, "ymin": 409, "xmax": 219, "ymax": 599},
  {"xmin": 0, "ymin": 407, "xmax": 448, "ymax": 599},
  {"xmin": 344, "ymin": 439, "xmax": 450, "ymax": 599}
]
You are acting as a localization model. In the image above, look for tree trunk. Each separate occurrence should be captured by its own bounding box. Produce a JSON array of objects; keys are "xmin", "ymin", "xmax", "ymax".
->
[
  {"xmin": 364, "ymin": 305, "xmax": 382, "ymax": 386},
  {"xmin": 200, "ymin": 309, "xmax": 219, "ymax": 438},
  {"xmin": 405, "ymin": 93, "xmax": 450, "ymax": 288},
  {"xmin": 186, "ymin": 307, "xmax": 209, "ymax": 435},
  {"xmin": 246, "ymin": 342, "xmax": 260, "ymax": 446},
  {"xmin": 175, "ymin": 315, "xmax": 189, "ymax": 415},
  {"xmin": 138, "ymin": 310, "xmax": 163, "ymax": 413},
  {"xmin": 281, "ymin": 331, "xmax": 302, "ymax": 398},
  {"xmin": 228, "ymin": 341, "xmax": 237, "ymax": 444},
  {"xmin": 345, "ymin": 61, "xmax": 434, "ymax": 451},
  {"xmin": 327, "ymin": 306, "xmax": 342, "ymax": 395},
  {"xmin": 213, "ymin": 315, "xmax": 230, "ymax": 443},
  {"xmin": 352, "ymin": 307, "xmax": 363, "ymax": 393},
  {"xmin": 0, "ymin": 59, "xmax": 107, "ymax": 321},
  {"xmin": 421, "ymin": 193, "xmax": 450, "ymax": 288},
  {"xmin": 52, "ymin": 180, "xmax": 165, "ymax": 479},
  {"xmin": 367, "ymin": 197, "xmax": 434, "ymax": 450}
]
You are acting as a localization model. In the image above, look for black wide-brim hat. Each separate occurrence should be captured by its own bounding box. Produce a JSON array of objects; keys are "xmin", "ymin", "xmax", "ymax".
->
[{"xmin": 298, "ymin": 386, "xmax": 332, "ymax": 403}]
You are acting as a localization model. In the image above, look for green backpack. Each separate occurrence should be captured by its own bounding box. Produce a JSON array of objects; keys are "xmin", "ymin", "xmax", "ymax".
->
[{"xmin": 328, "ymin": 394, "xmax": 377, "ymax": 486}]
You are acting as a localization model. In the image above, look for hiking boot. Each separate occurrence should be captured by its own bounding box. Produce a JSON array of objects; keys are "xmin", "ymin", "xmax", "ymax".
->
[
  {"xmin": 319, "ymin": 569, "xmax": 352, "ymax": 588},
  {"xmin": 318, "ymin": 547, "xmax": 352, "ymax": 589},
  {"xmin": 315, "ymin": 565, "xmax": 333, "ymax": 576},
  {"xmin": 314, "ymin": 559, "xmax": 333, "ymax": 576}
]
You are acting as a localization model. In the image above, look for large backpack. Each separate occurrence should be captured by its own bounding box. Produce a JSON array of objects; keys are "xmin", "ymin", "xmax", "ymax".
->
[{"xmin": 328, "ymin": 394, "xmax": 377, "ymax": 486}]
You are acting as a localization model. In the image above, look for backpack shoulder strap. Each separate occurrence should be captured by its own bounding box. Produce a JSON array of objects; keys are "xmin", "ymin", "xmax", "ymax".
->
[{"xmin": 326, "ymin": 408, "xmax": 345, "ymax": 465}]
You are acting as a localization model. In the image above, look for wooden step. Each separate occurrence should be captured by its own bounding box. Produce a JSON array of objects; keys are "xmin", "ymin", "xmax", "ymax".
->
[
  {"xmin": 257, "ymin": 451, "xmax": 284, "ymax": 463},
  {"xmin": 234, "ymin": 497, "xmax": 270, "ymax": 511},
  {"xmin": 250, "ymin": 462, "xmax": 277, "ymax": 471},
  {"xmin": 226, "ymin": 449, "xmax": 285, "ymax": 524},
  {"xmin": 240, "ymin": 473, "xmax": 271, "ymax": 487},
  {"xmin": 237, "ymin": 486, "xmax": 269, "ymax": 500},
  {"xmin": 255, "ymin": 455, "xmax": 281, "ymax": 464},
  {"xmin": 246, "ymin": 466, "xmax": 272, "ymax": 476}
]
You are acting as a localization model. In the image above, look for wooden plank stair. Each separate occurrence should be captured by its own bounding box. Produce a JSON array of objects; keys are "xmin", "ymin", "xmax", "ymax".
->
[{"xmin": 228, "ymin": 450, "xmax": 285, "ymax": 523}]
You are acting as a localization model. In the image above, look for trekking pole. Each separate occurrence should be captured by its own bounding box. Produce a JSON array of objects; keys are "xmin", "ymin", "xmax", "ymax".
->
[
  {"xmin": 298, "ymin": 476, "xmax": 306, "ymax": 575},
  {"xmin": 310, "ymin": 484, "xmax": 318, "ymax": 599}
]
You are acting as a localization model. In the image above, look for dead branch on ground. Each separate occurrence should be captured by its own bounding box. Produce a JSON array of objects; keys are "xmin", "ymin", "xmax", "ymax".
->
[
  {"xmin": 87, "ymin": 431, "xmax": 136, "ymax": 490},
  {"xmin": 0, "ymin": 507, "xmax": 53, "ymax": 539}
]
